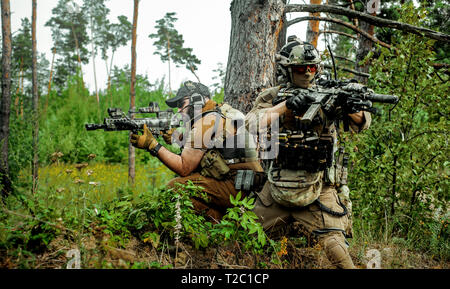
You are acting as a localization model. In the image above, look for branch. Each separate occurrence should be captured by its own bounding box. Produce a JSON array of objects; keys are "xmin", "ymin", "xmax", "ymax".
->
[
  {"xmin": 285, "ymin": 4, "xmax": 450, "ymax": 43},
  {"xmin": 319, "ymin": 29, "xmax": 357, "ymax": 39},
  {"xmin": 288, "ymin": 16, "xmax": 392, "ymax": 49},
  {"xmin": 323, "ymin": 64, "xmax": 370, "ymax": 77},
  {"xmin": 433, "ymin": 63, "xmax": 450, "ymax": 70},
  {"xmin": 346, "ymin": 0, "xmax": 359, "ymax": 27},
  {"xmin": 334, "ymin": 55, "xmax": 356, "ymax": 64}
]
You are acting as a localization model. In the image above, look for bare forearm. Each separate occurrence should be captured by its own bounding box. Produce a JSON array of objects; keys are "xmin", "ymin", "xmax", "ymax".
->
[
  {"xmin": 155, "ymin": 147, "xmax": 189, "ymax": 176},
  {"xmin": 155, "ymin": 146, "xmax": 203, "ymax": 177},
  {"xmin": 348, "ymin": 111, "xmax": 364, "ymax": 125}
]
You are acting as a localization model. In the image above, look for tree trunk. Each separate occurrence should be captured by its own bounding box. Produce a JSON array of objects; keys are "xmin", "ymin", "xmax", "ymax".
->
[
  {"xmin": 70, "ymin": 20, "xmax": 84, "ymax": 88},
  {"xmin": 129, "ymin": 0, "xmax": 138, "ymax": 186},
  {"xmin": 224, "ymin": 0, "xmax": 285, "ymax": 113},
  {"xmin": 14, "ymin": 57, "xmax": 23, "ymax": 116},
  {"xmin": 107, "ymin": 50, "xmax": 115, "ymax": 98},
  {"xmin": 0, "ymin": 0, "xmax": 12, "ymax": 198},
  {"xmin": 188, "ymin": 61, "xmax": 201, "ymax": 83},
  {"xmin": 355, "ymin": 2, "xmax": 376, "ymax": 84},
  {"xmin": 16, "ymin": 56, "xmax": 23, "ymax": 94},
  {"xmin": 31, "ymin": 0, "xmax": 39, "ymax": 194},
  {"xmin": 89, "ymin": 13, "xmax": 99, "ymax": 104},
  {"xmin": 48, "ymin": 47, "xmax": 56, "ymax": 94},
  {"xmin": 44, "ymin": 47, "xmax": 56, "ymax": 117},
  {"xmin": 347, "ymin": 0, "xmax": 358, "ymax": 27},
  {"xmin": 167, "ymin": 34, "xmax": 172, "ymax": 96},
  {"xmin": 306, "ymin": 0, "xmax": 322, "ymax": 47}
]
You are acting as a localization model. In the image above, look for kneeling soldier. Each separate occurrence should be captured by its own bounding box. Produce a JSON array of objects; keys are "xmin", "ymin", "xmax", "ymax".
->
[
  {"xmin": 131, "ymin": 81, "xmax": 264, "ymax": 223},
  {"xmin": 245, "ymin": 38, "xmax": 372, "ymax": 269}
]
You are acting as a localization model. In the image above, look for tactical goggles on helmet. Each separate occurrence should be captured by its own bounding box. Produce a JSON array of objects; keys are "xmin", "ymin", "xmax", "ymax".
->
[{"xmin": 291, "ymin": 64, "xmax": 317, "ymax": 74}]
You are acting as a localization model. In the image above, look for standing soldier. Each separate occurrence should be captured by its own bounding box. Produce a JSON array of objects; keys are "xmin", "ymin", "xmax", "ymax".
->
[
  {"xmin": 245, "ymin": 37, "xmax": 372, "ymax": 269},
  {"xmin": 131, "ymin": 81, "xmax": 264, "ymax": 223}
]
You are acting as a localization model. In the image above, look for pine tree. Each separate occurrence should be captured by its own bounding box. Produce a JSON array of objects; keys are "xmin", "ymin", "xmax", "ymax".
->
[
  {"xmin": 98, "ymin": 15, "xmax": 132, "ymax": 93},
  {"xmin": 129, "ymin": 0, "xmax": 139, "ymax": 185},
  {"xmin": 12, "ymin": 18, "xmax": 32, "ymax": 94},
  {"xmin": 31, "ymin": 0, "xmax": 38, "ymax": 194},
  {"xmin": 83, "ymin": 0, "xmax": 110, "ymax": 102},
  {"xmin": 1, "ymin": 0, "xmax": 12, "ymax": 197},
  {"xmin": 45, "ymin": 0, "xmax": 89, "ymax": 90},
  {"xmin": 149, "ymin": 12, "xmax": 201, "ymax": 94}
]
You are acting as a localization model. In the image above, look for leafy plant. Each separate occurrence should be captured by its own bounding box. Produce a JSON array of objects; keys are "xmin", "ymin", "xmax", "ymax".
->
[
  {"xmin": 211, "ymin": 192, "xmax": 266, "ymax": 253},
  {"xmin": 347, "ymin": 2, "xmax": 449, "ymax": 259}
]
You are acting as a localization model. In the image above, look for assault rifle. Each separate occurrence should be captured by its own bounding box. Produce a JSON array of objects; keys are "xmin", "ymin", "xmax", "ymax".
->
[
  {"xmin": 85, "ymin": 102, "xmax": 183, "ymax": 134},
  {"xmin": 278, "ymin": 79, "xmax": 399, "ymax": 130}
]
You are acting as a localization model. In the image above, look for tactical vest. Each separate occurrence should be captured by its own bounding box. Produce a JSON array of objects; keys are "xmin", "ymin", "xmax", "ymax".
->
[
  {"xmin": 253, "ymin": 85, "xmax": 348, "ymax": 207},
  {"xmin": 198, "ymin": 101, "xmax": 260, "ymax": 180}
]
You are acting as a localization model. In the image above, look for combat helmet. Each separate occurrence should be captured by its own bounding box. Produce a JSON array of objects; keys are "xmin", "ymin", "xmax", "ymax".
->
[{"xmin": 275, "ymin": 36, "xmax": 321, "ymax": 84}]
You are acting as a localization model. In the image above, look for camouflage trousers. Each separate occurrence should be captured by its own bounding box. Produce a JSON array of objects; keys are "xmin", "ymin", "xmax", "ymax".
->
[{"xmin": 253, "ymin": 181, "xmax": 355, "ymax": 269}]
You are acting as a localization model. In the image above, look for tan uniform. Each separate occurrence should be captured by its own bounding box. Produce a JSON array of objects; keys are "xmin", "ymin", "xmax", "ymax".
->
[
  {"xmin": 246, "ymin": 86, "xmax": 371, "ymax": 269},
  {"xmin": 168, "ymin": 100, "xmax": 263, "ymax": 223}
]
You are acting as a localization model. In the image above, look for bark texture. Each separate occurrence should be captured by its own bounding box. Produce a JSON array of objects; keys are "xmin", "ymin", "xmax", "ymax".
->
[
  {"xmin": 32, "ymin": 0, "xmax": 39, "ymax": 194},
  {"xmin": 224, "ymin": 0, "xmax": 286, "ymax": 113},
  {"xmin": 355, "ymin": 4, "xmax": 376, "ymax": 84},
  {"xmin": 0, "ymin": 0, "xmax": 12, "ymax": 197},
  {"xmin": 128, "ymin": 0, "xmax": 138, "ymax": 185},
  {"xmin": 306, "ymin": 0, "xmax": 322, "ymax": 47}
]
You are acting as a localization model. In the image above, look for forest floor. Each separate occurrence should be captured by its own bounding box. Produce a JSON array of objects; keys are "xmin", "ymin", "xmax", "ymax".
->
[
  {"xmin": 1, "ymin": 163, "xmax": 448, "ymax": 269},
  {"xmin": 1, "ymin": 232, "xmax": 448, "ymax": 269}
]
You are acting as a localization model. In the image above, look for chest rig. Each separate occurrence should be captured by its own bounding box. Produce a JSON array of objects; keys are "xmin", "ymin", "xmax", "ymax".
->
[
  {"xmin": 197, "ymin": 102, "xmax": 260, "ymax": 189},
  {"xmin": 272, "ymin": 86, "xmax": 334, "ymax": 174}
]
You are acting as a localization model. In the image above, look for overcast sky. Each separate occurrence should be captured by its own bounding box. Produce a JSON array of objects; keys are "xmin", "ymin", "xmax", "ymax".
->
[{"xmin": 10, "ymin": 0, "xmax": 310, "ymax": 94}]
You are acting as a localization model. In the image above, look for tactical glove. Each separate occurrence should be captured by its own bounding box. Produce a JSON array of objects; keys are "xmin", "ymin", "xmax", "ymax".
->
[
  {"xmin": 130, "ymin": 124, "xmax": 159, "ymax": 153},
  {"xmin": 285, "ymin": 93, "xmax": 315, "ymax": 113},
  {"xmin": 162, "ymin": 128, "xmax": 176, "ymax": 145}
]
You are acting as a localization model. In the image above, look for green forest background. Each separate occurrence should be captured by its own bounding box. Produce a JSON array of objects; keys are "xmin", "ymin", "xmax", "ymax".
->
[{"xmin": 0, "ymin": 0, "xmax": 448, "ymax": 268}]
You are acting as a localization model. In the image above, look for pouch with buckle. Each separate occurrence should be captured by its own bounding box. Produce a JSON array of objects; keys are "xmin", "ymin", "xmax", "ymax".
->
[{"xmin": 200, "ymin": 150, "xmax": 230, "ymax": 180}]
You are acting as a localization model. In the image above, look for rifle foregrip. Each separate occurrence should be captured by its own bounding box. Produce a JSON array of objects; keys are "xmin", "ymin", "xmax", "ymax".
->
[
  {"xmin": 301, "ymin": 103, "xmax": 321, "ymax": 124},
  {"xmin": 368, "ymin": 94, "xmax": 399, "ymax": 104}
]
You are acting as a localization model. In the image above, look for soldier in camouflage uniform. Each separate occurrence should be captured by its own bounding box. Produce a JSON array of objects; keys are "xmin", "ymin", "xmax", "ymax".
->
[
  {"xmin": 131, "ymin": 81, "xmax": 263, "ymax": 223},
  {"xmin": 245, "ymin": 37, "xmax": 372, "ymax": 269}
]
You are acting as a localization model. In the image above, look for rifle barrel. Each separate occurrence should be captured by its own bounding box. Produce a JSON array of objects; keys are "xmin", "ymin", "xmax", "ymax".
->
[{"xmin": 367, "ymin": 93, "xmax": 398, "ymax": 104}]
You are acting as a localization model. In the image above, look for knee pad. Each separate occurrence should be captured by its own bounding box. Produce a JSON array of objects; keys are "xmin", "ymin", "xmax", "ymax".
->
[{"xmin": 321, "ymin": 233, "xmax": 355, "ymax": 269}]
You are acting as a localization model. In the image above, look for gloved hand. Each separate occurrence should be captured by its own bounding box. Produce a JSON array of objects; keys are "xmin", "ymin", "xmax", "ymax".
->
[
  {"xmin": 342, "ymin": 82, "xmax": 369, "ymax": 93},
  {"xmin": 162, "ymin": 127, "xmax": 176, "ymax": 145},
  {"xmin": 285, "ymin": 93, "xmax": 315, "ymax": 113},
  {"xmin": 130, "ymin": 124, "xmax": 159, "ymax": 152}
]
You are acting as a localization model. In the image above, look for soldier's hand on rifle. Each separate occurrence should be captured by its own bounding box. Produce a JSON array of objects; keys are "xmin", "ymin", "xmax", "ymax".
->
[
  {"xmin": 286, "ymin": 93, "xmax": 315, "ymax": 113},
  {"xmin": 130, "ymin": 124, "xmax": 159, "ymax": 152},
  {"xmin": 342, "ymin": 82, "xmax": 371, "ymax": 93},
  {"xmin": 162, "ymin": 128, "xmax": 176, "ymax": 145}
]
